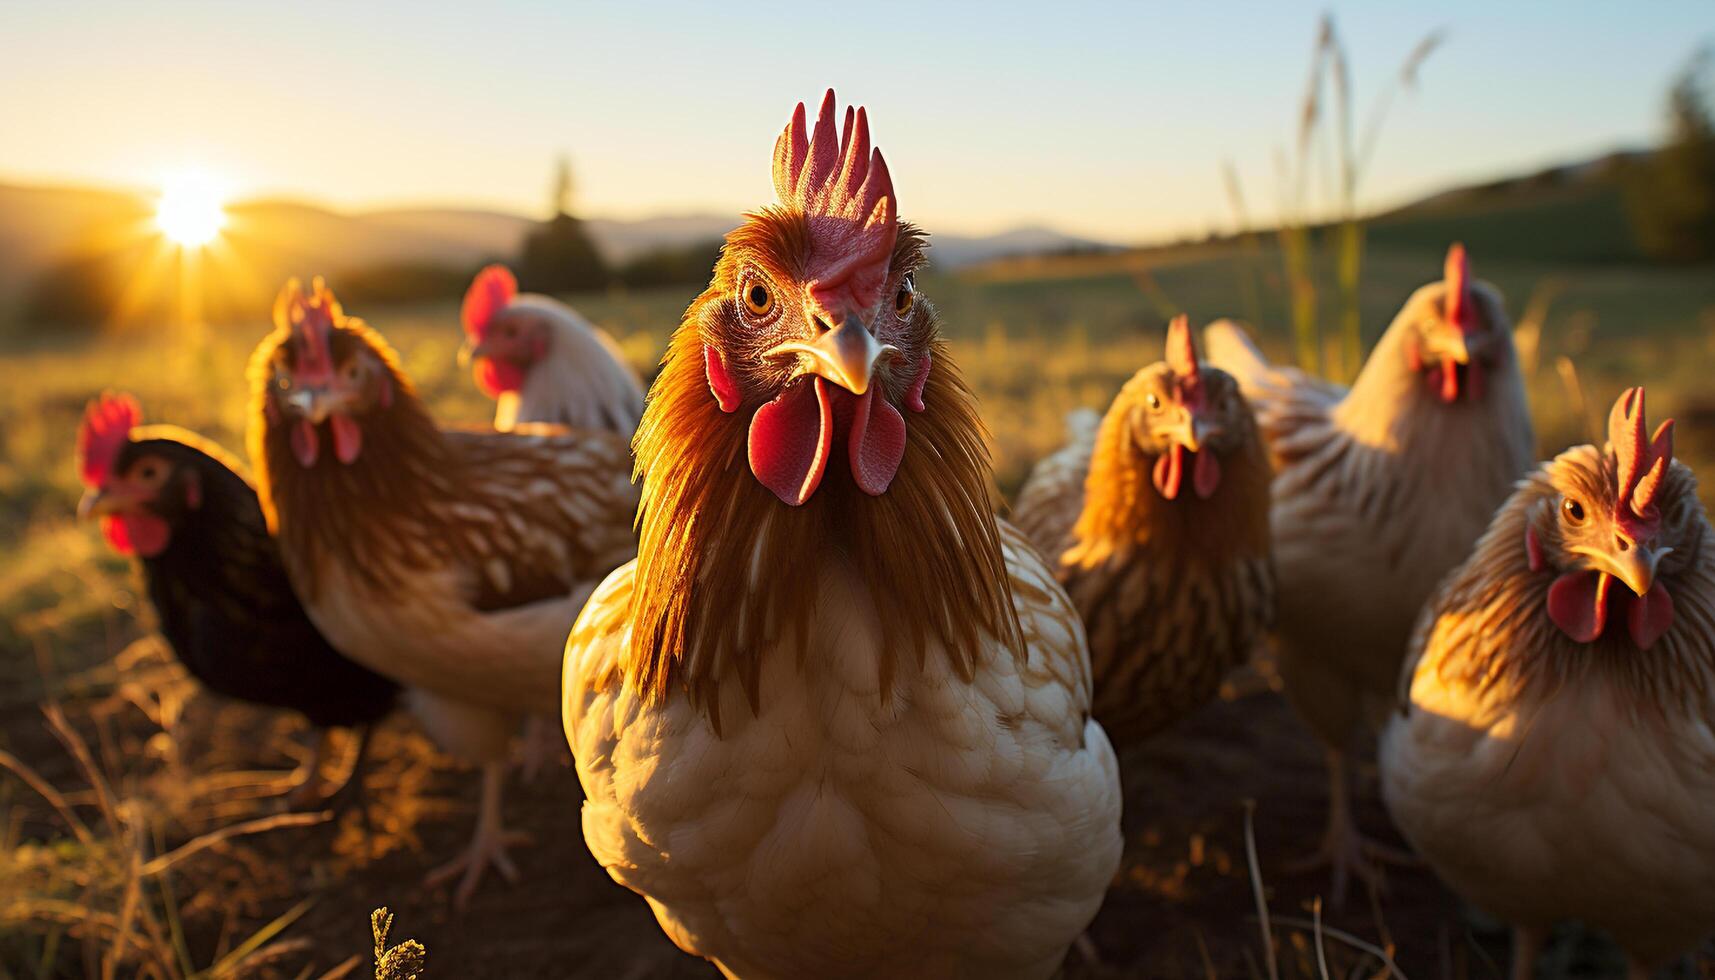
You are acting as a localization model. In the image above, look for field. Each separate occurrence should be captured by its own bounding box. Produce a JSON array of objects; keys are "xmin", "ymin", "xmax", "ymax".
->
[{"xmin": 4, "ymin": 236, "xmax": 1715, "ymax": 978}]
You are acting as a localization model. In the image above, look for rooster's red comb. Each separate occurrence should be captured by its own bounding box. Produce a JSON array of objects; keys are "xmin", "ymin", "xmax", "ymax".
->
[
  {"xmin": 1609, "ymin": 386, "xmax": 1675, "ymax": 540},
  {"xmin": 1444, "ymin": 242, "xmax": 1474, "ymax": 334},
  {"xmin": 1165, "ymin": 315, "xmax": 1204, "ymax": 408},
  {"xmin": 462, "ymin": 265, "xmax": 517, "ymax": 343},
  {"xmin": 772, "ymin": 89, "xmax": 899, "ymax": 318},
  {"xmin": 272, "ymin": 277, "xmax": 340, "ymax": 384},
  {"xmin": 78, "ymin": 391, "xmax": 140, "ymax": 488}
]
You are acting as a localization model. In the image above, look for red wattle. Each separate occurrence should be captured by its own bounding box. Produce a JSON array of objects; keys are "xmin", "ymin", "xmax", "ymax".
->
[
  {"xmin": 104, "ymin": 513, "xmax": 170, "ymax": 557},
  {"xmin": 474, "ymin": 356, "xmax": 525, "ymax": 398},
  {"xmin": 1152, "ymin": 444, "xmax": 1184, "ymax": 500},
  {"xmin": 1547, "ymin": 570, "xmax": 1608, "ymax": 643},
  {"xmin": 1192, "ymin": 448, "xmax": 1222, "ymax": 499},
  {"xmin": 748, "ymin": 377, "xmax": 833, "ymax": 506},
  {"xmin": 331, "ymin": 414, "xmax": 363, "ymax": 464},
  {"xmin": 291, "ymin": 420, "xmax": 319, "ymax": 468},
  {"xmin": 1439, "ymin": 359, "xmax": 1460, "ymax": 403},
  {"xmin": 841, "ymin": 386, "xmax": 906, "ymax": 496},
  {"xmin": 1628, "ymin": 583, "xmax": 1674, "ymax": 650}
]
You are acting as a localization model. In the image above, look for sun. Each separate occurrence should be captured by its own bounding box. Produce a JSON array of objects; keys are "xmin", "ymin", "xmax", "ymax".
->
[{"xmin": 154, "ymin": 170, "xmax": 228, "ymax": 247}]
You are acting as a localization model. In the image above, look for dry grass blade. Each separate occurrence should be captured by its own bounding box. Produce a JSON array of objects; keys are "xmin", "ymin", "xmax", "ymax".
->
[
  {"xmin": 41, "ymin": 704, "xmax": 122, "ymax": 841},
  {"xmin": 140, "ymin": 812, "xmax": 330, "ymax": 878},
  {"xmin": 1313, "ymin": 897, "xmax": 1332, "ymax": 980},
  {"xmin": 0, "ymin": 747, "xmax": 97, "ymax": 848},
  {"xmin": 1270, "ymin": 914, "xmax": 1412, "ymax": 980},
  {"xmin": 1243, "ymin": 800, "xmax": 1281, "ymax": 980},
  {"xmin": 314, "ymin": 954, "xmax": 364, "ymax": 980},
  {"xmin": 194, "ymin": 897, "xmax": 314, "ymax": 980},
  {"xmin": 1555, "ymin": 356, "xmax": 1596, "ymax": 444}
]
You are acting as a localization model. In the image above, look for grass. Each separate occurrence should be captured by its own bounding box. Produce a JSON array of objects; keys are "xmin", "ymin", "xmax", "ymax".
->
[{"xmin": 1, "ymin": 238, "xmax": 1714, "ymax": 975}]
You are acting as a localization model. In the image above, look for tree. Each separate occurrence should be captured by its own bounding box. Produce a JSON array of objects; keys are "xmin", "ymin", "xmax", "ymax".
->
[
  {"xmin": 517, "ymin": 155, "xmax": 608, "ymax": 293},
  {"xmin": 1627, "ymin": 48, "xmax": 1715, "ymax": 261}
]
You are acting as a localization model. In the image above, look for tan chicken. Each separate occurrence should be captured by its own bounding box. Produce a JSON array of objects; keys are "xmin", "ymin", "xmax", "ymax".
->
[
  {"xmin": 458, "ymin": 264, "xmax": 646, "ymax": 434},
  {"xmin": 1014, "ymin": 316, "xmax": 1273, "ymax": 745},
  {"xmin": 562, "ymin": 90, "xmax": 1122, "ymax": 978},
  {"xmin": 247, "ymin": 279, "xmax": 637, "ymax": 904},
  {"xmin": 1205, "ymin": 244, "xmax": 1535, "ymax": 901},
  {"xmin": 1383, "ymin": 388, "xmax": 1715, "ymax": 980}
]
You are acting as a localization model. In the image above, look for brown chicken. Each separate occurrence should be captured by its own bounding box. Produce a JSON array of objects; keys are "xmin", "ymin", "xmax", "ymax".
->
[
  {"xmin": 247, "ymin": 279, "xmax": 637, "ymax": 904},
  {"xmin": 1383, "ymin": 388, "xmax": 1715, "ymax": 979},
  {"xmin": 1205, "ymin": 244, "xmax": 1536, "ymax": 901},
  {"xmin": 1014, "ymin": 315, "xmax": 1273, "ymax": 746}
]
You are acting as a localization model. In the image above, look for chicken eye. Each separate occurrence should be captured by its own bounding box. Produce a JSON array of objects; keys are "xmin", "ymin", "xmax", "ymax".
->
[
  {"xmin": 895, "ymin": 280, "xmax": 915, "ymax": 317},
  {"xmin": 276, "ymin": 375, "xmax": 291, "ymax": 391},
  {"xmin": 742, "ymin": 283, "xmax": 773, "ymax": 317},
  {"xmin": 1146, "ymin": 393, "xmax": 1163, "ymax": 412},
  {"xmin": 1561, "ymin": 497, "xmax": 1586, "ymax": 525},
  {"xmin": 343, "ymin": 361, "xmax": 362, "ymax": 383}
]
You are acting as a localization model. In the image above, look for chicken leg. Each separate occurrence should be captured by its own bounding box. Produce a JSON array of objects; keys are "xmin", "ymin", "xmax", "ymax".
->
[
  {"xmin": 424, "ymin": 761, "xmax": 530, "ymax": 908},
  {"xmin": 1286, "ymin": 747, "xmax": 1415, "ymax": 907}
]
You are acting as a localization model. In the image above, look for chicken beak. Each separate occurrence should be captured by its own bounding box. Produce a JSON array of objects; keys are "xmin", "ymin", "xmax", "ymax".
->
[
  {"xmin": 767, "ymin": 316, "xmax": 897, "ymax": 396},
  {"xmin": 457, "ymin": 338, "xmax": 490, "ymax": 369},
  {"xmin": 1583, "ymin": 540, "xmax": 1668, "ymax": 598},
  {"xmin": 1432, "ymin": 329, "xmax": 1471, "ymax": 366},
  {"xmin": 77, "ymin": 489, "xmax": 112, "ymax": 520},
  {"xmin": 1164, "ymin": 409, "xmax": 1218, "ymax": 454},
  {"xmin": 285, "ymin": 387, "xmax": 335, "ymax": 424}
]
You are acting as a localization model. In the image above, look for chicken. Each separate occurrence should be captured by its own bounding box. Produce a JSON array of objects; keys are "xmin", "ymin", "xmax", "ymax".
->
[
  {"xmin": 75, "ymin": 393, "xmax": 398, "ymax": 805},
  {"xmin": 1013, "ymin": 316, "xmax": 1273, "ymax": 746},
  {"xmin": 562, "ymin": 90, "xmax": 1122, "ymax": 979},
  {"xmin": 458, "ymin": 264, "xmax": 646, "ymax": 775},
  {"xmin": 1382, "ymin": 388, "xmax": 1715, "ymax": 980},
  {"xmin": 1205, "ymin": 244, "xmax": 1535, "ymax": 901},
  {"xmin": 246, "ymin": 279, "xmax": 638, "ymax": 904},
  {"xmin": 459, "ymin": 264, "xmax": 645, "ymax": 434}
]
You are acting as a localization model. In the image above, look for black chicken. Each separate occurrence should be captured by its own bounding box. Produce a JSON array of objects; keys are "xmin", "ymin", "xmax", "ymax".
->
[{"xmin": 76, "ymin": 392, "xmax": 398, "ymax": 805}]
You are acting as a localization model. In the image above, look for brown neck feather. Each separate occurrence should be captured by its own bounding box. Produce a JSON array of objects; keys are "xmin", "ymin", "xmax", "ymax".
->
[
  {"xmin": 1066, "ymin": 408, "xmax": 1271, "ymax": 570},
  {"xmin": 627, "ymin": 320, "xmax": 1022, "ymax": 729}
]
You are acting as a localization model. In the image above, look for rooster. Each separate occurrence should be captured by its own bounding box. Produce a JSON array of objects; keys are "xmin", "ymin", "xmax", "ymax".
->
[
  {"xmin": 458, "ymin": 264, "xmax": 646, "ymax": 434},
  {"xmin": 247, "ymin": 280, "xmax": 638, "ymax": 904},
  {"xmin": 76, "ymin": 393, "xmax": 398, "ymax": 805},
  {"xmin": 1205, "ymin": 244, "xmax": 1535, "ymax": 900},
  {"xmin": 1013, "ymin": 316, "xmax": 1273, "ymax": 745},
  {"xmin": 1382, "ymin": 388, "xmax": 1715, "ymax": 980},
  {"xmin": 562, "ymin": 91, "xmax": 1122, "ymax": 978}
]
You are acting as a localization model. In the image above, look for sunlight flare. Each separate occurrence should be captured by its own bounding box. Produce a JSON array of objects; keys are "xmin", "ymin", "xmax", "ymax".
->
[{"xmin": 154, "ymin": 170, "xmax": 228, "ymax": 247}]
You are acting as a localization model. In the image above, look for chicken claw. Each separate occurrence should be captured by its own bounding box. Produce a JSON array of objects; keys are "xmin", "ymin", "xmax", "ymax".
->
[{"xmin": 425, "ymin": 762, "xmax": 531, "ymax": 907}]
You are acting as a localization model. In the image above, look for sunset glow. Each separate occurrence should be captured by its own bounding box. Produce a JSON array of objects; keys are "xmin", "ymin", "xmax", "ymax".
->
[{"xmin": 154, "ymin": 171, "xmax": 227, "ymax": 247}]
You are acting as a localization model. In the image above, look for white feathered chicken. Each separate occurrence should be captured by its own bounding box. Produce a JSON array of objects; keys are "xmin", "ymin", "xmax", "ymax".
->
[
  {"xmin": 459, "ymin": 264, "xmax": 645, "ymax": 434},
  {"xmin": 1205, "ymin": 245, "xmax": 1535, "ymax": 901},
  {"xmin": 1383, "ymin": 388, "xmax": 1715, "ymax": 980},
  {"xmin": 563, "ymin": 90, "xmax": 1122, "ymax": 978}
]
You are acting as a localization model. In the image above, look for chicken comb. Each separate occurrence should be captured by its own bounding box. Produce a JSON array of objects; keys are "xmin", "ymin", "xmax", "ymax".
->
[
  {"xmin": 772, "ymin": 89, "xmax": 899, "ymax": 318},
  {"xmin": 462, "ymin": 264, "xmax": 517, "ymax": 343},
  {"xmin": 77, "ymin": 391, "xmax": 140, "ymax": 489},
  {"xmin": 1165, "ymin": 314, "xmax": 1203, "ymax": 408},
  {"xmin": 272, "ymin": 276, "xmax": 340, "ymax": 384},
  {"xmin": 1444, "ymin": 242, "xmax": 1474, "ymax": 334},
  {"xmin": 1609, "ymin": 386, "xmax": 1675, "ymax": 540}
]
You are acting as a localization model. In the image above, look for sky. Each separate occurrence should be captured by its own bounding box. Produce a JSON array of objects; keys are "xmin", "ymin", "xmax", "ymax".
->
[{"xmin": 2, "ymin": 1, "xmax": 1709, "ymax": 243}]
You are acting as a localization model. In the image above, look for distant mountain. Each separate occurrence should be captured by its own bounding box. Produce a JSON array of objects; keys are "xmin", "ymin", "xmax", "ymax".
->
[{"xmin": 0, "ymin": 180, "xmax": 1119, "ymax": 324}]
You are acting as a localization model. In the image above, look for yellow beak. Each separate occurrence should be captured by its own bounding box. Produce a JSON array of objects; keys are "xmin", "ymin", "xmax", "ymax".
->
[
  {"xmin": 1578, "ymin": 540, "xmax": 1668, "ymax": 598},
  {"xmin": 765, "ymin": 317, "xmax": 897, "ymax": 396}
]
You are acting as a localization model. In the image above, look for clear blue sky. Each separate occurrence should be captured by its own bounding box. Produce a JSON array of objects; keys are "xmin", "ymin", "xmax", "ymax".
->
[{"xmin": 2, "ymin": 1, "xmax": 1708, "ymax": 242}]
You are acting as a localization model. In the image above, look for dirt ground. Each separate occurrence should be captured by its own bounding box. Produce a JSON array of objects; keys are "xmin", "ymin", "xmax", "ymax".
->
[{"xmin": 4, "ymin": 654, "xmax": 1712, "ymax": 979}]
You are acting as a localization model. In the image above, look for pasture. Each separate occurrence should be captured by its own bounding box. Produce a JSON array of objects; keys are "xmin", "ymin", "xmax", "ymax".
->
[{"xmin": 4, "ymin": 237, "xmax": 1715, "ymax": 978}]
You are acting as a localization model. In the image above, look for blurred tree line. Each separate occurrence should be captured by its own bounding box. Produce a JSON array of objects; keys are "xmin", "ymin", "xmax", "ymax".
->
[{"xmin": 1625, "ymin": 47, "xmax": 1715, "ymax": 261}]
